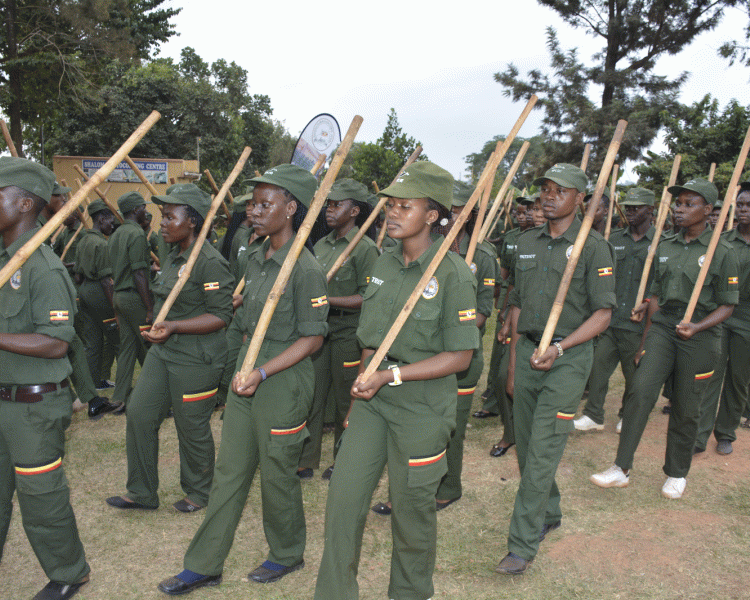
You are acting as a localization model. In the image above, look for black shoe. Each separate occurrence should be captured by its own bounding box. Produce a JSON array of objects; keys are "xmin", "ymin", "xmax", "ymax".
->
[
  {"xmin": 33, "ymin": 577, "xmax": 89, "ymax": 600},
  {"xmin": 247, "ymin": 560, "xmax": 304, "ymax": 583},
  {"xmin": 495, "ymin": 552, "xmax": 532, "ymax": 575},
  {"xmin": 95, "ymin": 379, "xmax": 115, "ymax": 391},
  {"xmin": 321, "ymin": 465, "xmax": 334, "ymax": 480},
  {"xmin": 297, "ymin": 468, "xmax": 313, "ymax": 479},
  {"xmin": 490, "ymin": 442, "xmax": 514, "ymax": 457},
  {"xmin": 173, "ymin": 499, "xmax": 204, "ymax": 513},
  {"xmin": 371, "ymin": 502, "xmax": 392, "ymax": 515},
  {"xmin": 166, "ymin": 408, "xmax": 174, "ymax": 418},
  {"xmin": 436, "ymin": 496, "xmax": 461, "ymax": 511},
  {"xmin": 105, "ymin": 495, "xmax": 157, "ymax": 510},
  {"xmin": 88, "ymin": 397, "xmax": 119, "ymax": 421},
  {"xmin": 693, "ymin": 446, "xmax": 705, "ymax": 455},
  {"xmin": 662, "ymin": 404, "xmax": 671, "ymax": 415},
  {"xmin": 539, "ymin": 520, "xmax": 561, "ymax": 542},
  {"xmin": 472, "ymin": 410, "xmax": 498, "ymax": 419},
  {"xmin": 157, "ymin": 573, "xmax": 222, "ymax": 595},
  {"xmin": 112, "ymin": 402, "xmax": 126, "ymax": 415},
  {"xmin": 716, "ymin": 440, "xmax": 733, "ymax": 455}
]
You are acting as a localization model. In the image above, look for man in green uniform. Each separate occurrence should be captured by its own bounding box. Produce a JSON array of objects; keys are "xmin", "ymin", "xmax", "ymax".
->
[
  {"xmin": 584, "ymin": 191, "xmax": 610, "ymax": 235},
  {"xmin": 496, "ymin": 164, "xmax": 616, "ymax": 575},
  {"xmin": 0, "ymin": 158, "xmax": 90, "ymax": 600},
  {"xmin": 591, "ymin": 178, "xmax": 738, "ymax": 499},
  {"xmin": 108, "ymin": 191, "xmax": 154, "ymax": 408},
  {"xmin": 575, "ymin": 187, "xmax": 656, "ymax": 433}
]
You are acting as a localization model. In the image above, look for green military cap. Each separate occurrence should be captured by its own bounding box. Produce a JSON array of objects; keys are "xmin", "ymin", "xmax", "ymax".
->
[
  {"xmin": 249, "ymin": 164, "xmax": 317, "ymax": 207},
  {"xmin": 52, "ymin": 181, "xmax": 71, "ymax": 196},
  {"xmin": 667, "ymin": 177, "xmax": 718, "ymax": 206},
  {"xmin": 328, "ymin": 178, "xmax": 370, "ymax": 204},
  {"xmin": 152, "ymin": 183, "xmax": 212, "ymax": 219},
  {"xmin": 86, "ymin": 199, "xmax": 111, "ymax": 217},
  {"xmin": 0, "ymin": 157, "xmax": 56, "ymax": 202},
  {"xmin": 117, "ymin": 191, "xmax": 146, "ymax": 214},
  {"xmin": 366, "ymin": 192, "xmax": 379, "ymax": 207},
  {"xmin": 713, "ymin": 200, "xmax": 724, "ymax": 209},
  {"xmin": 515, "ymin": 195, "xmax": 533, "ymax": 206},
  {"xmin": 533, "ymin": 163, "xmax": 588, "ymax": 193},
  {"xmin": 379, "ymin": 161, "xmax": 454, "ymax": 209},
  {"xmin": 451, "ymin": 181, "xmax": 475, "ymax": 207},
  {"xmin": 620, "ymin": 187, "xmax": 655, "ymax": 206},
  {"xmin": 584, "ymin": 191, "xmax": 610, "ymax": 204},
  {"xmin": 233, "ymin": 193, "xmax": 252, "ymax": 213}
]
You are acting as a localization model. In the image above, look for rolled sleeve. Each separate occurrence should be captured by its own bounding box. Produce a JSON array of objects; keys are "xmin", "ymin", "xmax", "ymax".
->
[
  {"xmin": 30, "ymin": 269, "xmax": 77, "ymax": 343},
  {"xmin": 128, "ymin": 231, "xmax": 150, "ymax": 272}
]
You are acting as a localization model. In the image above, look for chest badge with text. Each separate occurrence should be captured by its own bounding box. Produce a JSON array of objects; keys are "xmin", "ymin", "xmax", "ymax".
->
[
  {"xmin": 10, "ymin": 269, "xmax": 21, "ymax": 290},
  {"xmin": 422, "ymin": 277, "xmax": 439, "ymax": 299}
]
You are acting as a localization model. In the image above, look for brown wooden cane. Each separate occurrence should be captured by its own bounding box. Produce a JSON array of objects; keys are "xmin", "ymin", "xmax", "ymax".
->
[
  {"xmin": 0, "ymin": 111, "xmax": 161, "ymax": 288},
  {"xmin": 236, "ymin": 116, "xmax": 364, "ymax": 382},
  {"xmin": 123, "ymin": 156, "xmax": 161, "ymax": 199},
  {"xmin": 375, "ymin": 146, "xmax": 424, "ymax": 250},
  {"xmin": 359, "ymin": 97, "xmax": 537, "ymax": 382},
  {"xmin": 708, "ymin": 163, "xmax": 716, "ymax": 182},
  {"xmin": 604, "ymin": 164, "xmax": 619, "ymax": 240},
  {"xmin": 464, "ymin": 169, "xmax": 494, "ymax": 267},
  {"xmin": 150, "ymin": 147, "xmax": 252, "ymax": 327},
  {"xmin": 203, "ymin": 169, "xmax": 233, "ymax": 220},
  {"xmin": 73, "ymin": 164, "xmax": 125, "ymax": 224},
  {"xmin": 632, "ymin": 155, "xmax": 681, "ymax": 311},
  {"xmin": 0, "ymin": 120, "xmax": 18, "ymax": 157},
  {"xmin": 682, "ymin": 124, "xmax": 750, "ymax": 323},
  {"xmin": 310, "ymin": 154, "xmax": 327, "ymax": 176},
  {"xmin": 537, "ymin": 120, "xmax": 628, "ymax": 356},
  {"xmin": 60, "ymin": 223, "xmax": 84, "ymax": 262},
  {"xmin": 578, "ymin": 143, "xmax": 592, "ymax": 217}
]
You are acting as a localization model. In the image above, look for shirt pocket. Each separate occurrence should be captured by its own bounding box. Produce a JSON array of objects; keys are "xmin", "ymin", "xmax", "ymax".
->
[
  {"xmin": 409, "ymin": 298, "xmax": 441, "ymax": 351},
  {"xmin": 0, "ymin": 290, "xmax": 28, "ymax": 334},
  {"xmin": 516, "ymin": 260, "xmax": 537, "ymax": 290}
]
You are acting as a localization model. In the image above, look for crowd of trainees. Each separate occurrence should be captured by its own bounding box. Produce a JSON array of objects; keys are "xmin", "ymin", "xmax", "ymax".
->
[{"xmin": 1, "ymin": 155, "xmax": 748, "ymax": 600}]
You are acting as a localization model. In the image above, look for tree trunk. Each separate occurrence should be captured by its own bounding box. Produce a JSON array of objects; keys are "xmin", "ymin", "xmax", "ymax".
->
[
  {"xmin": 5, "ymin": 0, "xmax": 25, "ymax": 157},
  {"xmin": 600, "ymin": 0, "xmax": 619, "ymax": 110}
]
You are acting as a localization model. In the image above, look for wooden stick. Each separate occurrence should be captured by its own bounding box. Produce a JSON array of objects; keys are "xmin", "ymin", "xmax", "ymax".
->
[
  {"xmin": 0, "ymin": 119, "xmax": 18, "ymax": 157},
  {"xmin": 376, "ymin": 146, "xmax": 424, "ymax": 250},
  {"xmin": 49, "ymin": 224, "xmax": 66, "ymax": 246},
  {"xmin": 708, "ymin": 163, "xmax": 716, "ymax": 182},
  {"xmin": 60, "ymin": 223, "xmax": 84, "ymax": 261},
  {"xmin": 0, "ymin": 111, "xmax": 161, "ymax": 288},
  {"xmin": 237, "ymin": 116, "xmax": 364, "ymax": 382},
  {"xmin": 478, "ymin": 139, "xmax": 531, "ymax": 243},
  {"xmin": 254, "ymin": 169, "xmax": 261, "ymax": 178},
  {"xmin": 464, "ymin": 172, "xmax": 494, "ymax": 266},
  {"xmin": 234, "ymin": 276, "xmax": 245, "ymax": 296},
  {"xmin": 203, "ymin": 169, "xmax": 233, "ymax": 220},
  {"xmin": 632, "ymin": 155, "xmax": 681, "ymax": 311},
  {"xmin": 580, "ymin": 143, "xmax": 592, "ymax": 172},
  {"xmin": 311, "ymin": 153, "xmax": 327, "ymax": 175},
  {"xmin": 604, "ymin": 164, "xmax": 619, "ymax": 240},
  {"xmin": 537, "ymin": 120, "xmax": 628, "ymax": 356},
  {"xmin": 123, "ymin": 156, "xmax": 160, "ymax": 199},
  {"xmin": 73, "ymin": 164, "xmax": 125, "ymax": 224},
  {"xmin": 683, "ymin": 125, "xmax": 750, "ymax": 323},
  {"xmin": 151, "ymin": 147, "xmax": 252, "ymax": 326},
  {"xmin": 360, "ymin": 97, "xmax": 537, "ymax": 381}
]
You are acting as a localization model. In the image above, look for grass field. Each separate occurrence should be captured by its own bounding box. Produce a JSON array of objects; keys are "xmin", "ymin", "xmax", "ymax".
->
[{"xmin": 3, "ymin": 320, "xmax": 750, "ymax": 600}]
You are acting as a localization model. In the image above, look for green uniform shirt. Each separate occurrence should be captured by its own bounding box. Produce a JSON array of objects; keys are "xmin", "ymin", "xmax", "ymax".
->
[
  {"xmin": 74, "ymin": 229, "xmax": 112, "ymax": 281},
  {"xmin": 509, "ymin": 218, "xmax": 617, "ymax": 337},
  {"xmin": 52, "ymin": 225, "xmax": 79, "ymax": 261},
  {"xmin": 148, "ymin": 230, "xmax": 159, "ymax": 256},
  {"xmin": 0, "ymin": 227, "xmax": 77, "ymax": 384},
  {"xmin": 500, "ymin": 228, "xmax": 522, "ymax": 274},
  {"xmin": 230, "ymin": 224, "xmax": 262, "ymax": 284},
  {"xmin": 150, "ymin": 239, "xmax": 234, "ymax": 365},
  {"xmin": 357, "ymin": 237, "xmax": 480, "ymax": 364},
  {"xmin": 609, "ymin": 225, "xmax": 655, "ymax": 333},
  {"xmin": 230, "ymin": 237, "xmax": 329, "ymax": 344},
  {"xmin": 650, "ymin": 227, "xmax": 739, "ymax": 325},
  {"xmin": 108, "ymin": 221, "xmax": 150, "ymax": 291},
  {"xmin": 719, "ymin": 229, "xmax": 750, "ymax": 337},
  {"xmin": 459, "ymin": 235, "xmax": 497, "ymax": 321}
]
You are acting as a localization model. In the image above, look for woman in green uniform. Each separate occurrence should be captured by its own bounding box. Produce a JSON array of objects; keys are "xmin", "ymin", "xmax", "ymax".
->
[
  {"xmin": 106, "ymin": 185, "xmax": 233, "ymax": 512},
  {"xmin": 314, "ymin": 162, "xmax": 479, "ymax": 600},
  {"xmin": 157, "ymin": 164, "xmax": 328, "ymax": 595}
]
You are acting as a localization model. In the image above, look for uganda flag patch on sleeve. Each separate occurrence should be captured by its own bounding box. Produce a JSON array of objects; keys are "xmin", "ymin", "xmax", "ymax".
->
[
  {"xmin": 408, "ymin": 448, "xmax": 446, "ymax": 467},
  {"xmin": 729, "ymin": 276, "xmax": 738, "ymax": 285},
  {"xmin": 311, "ymin": 295, "xmax": 328, "ymax": 308},
  {"xmin": 598, "ymin": 267, "xmax": 613, "ymax": 277},
  {"xmin": 458, "ymin": 308, "xmax": 476, "ymax": 322},
  {"xmin": 483, "ymin": 278, "xmax": 495, "ymax": 287},
  {"xmin": 49, "ymin": 310, "xmax": 69, "ymax": 322},
  {"xmin": 203, "ymin": 281, "xmax": 220, "ymax": 291}
]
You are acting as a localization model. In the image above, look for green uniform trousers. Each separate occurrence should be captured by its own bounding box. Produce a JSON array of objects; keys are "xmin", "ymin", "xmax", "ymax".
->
[
  {"xmin": 315, "ymin": 376, "xmax": 453, "ymax": 600},
  {"xmin": 0, "ymin": 386, "xmax": 89, "ymax": 583},
  {"xmin": 695, "ymin": 326, "xmax": 728, "ymax": 450},
  {"xmin": 495, "ymin": 343, "xmax": 514, "ymax": 445},
  {"xmin": 78, "ymin": 279, "xmax": 119, "ymax": 383},
  {"xmin": 299, "ymin": 333, "xmax": 360, "ymax": 470},
  {"xmin": 616, "ymin": 321, "xmax": 720, "ymax": 477},
  {"xmin": 125, "ymin": 350, "xmax": 224, "ymax": 507},
  {"xmin": 184, "ymin": 341, "xmax": 313, "ymax": 574},
  {"xmin": 67, "ymin": 332, "xmax": 99, "ymax": 403},
  {"xmin": 213, "ymin": 324, "xmax": 243, "ymax": 408},
  {"xmin": 481, "ymin": 316, "xmax": 505, "ymax": 413},
  {"xmin": 582, "ymin": 327, "xmax": 640, "ymax": 424},
  {"xmin": 710, "ymin": 329, "xmax": 750, "ymax": 443},
  {"xmin": 112, "ymin": 290, "xmax": 149, "ymax": 405},
  {"xmin": 508, "ymin": 337, "xmax": 592, "ymax": 561}
]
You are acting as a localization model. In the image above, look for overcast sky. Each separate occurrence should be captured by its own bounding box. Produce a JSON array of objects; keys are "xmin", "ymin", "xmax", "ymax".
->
[{"xmin": 158, "ymin": 1, "xmax": 750, "ymax": 183}]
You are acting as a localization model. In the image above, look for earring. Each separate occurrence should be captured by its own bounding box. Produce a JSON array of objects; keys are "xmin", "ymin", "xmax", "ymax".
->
[{"xmin": 287, "ymin": 216, "xmax": 290, "ymax": 219}]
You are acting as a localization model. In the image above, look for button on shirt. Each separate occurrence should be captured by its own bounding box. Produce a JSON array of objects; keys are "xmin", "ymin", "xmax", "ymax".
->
[{"xmin": 609, "ymin": 225, "xmax": 655, "ymax": 332}]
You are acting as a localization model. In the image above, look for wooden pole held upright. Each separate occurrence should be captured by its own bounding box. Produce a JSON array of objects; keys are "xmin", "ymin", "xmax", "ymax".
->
[
  {"xmin": 376, "ymin": 146, "xmax": 423, "ymax": 249},
  {"xmin": 311, "ymin": 154, "xmax": 327, "ymax": 175},
  {"xmin": 708, "ymin": 163, "xmax": 716, "ymax": 182},
  {"xmin": 73, "ymin": 164, "xmax": 125, "ymax": 224},
  {"xmin": 604, "ymin": 164, "xmax": 619, "ymax": 240},
  {"xmin": 124, "ymin": 156, "xmax": 160, "ymax": 199},
  {"xmin": 0, "ymin": 111, "xmax": 161, "ymax": 288},
  {"xmin": 203, "ymin": 169, "xmax": 234, "ymax": 220},
  {"xmin": 580, "ymin": 143, "xmax": 592, "ymax": 172},
  {"xmin": 537, "ymin": 121, "xmax": 627, "ymax": 356},
  {"xmin": 0, "ymin": 120, "xmax": 18, "ymax": 157}
]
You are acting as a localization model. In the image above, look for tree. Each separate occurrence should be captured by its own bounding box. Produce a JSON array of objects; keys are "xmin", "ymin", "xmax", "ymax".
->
[
  {"xmin": 464, "ymin": 135, "xmax": 547, "ymax": 191},
  {"xmin": 496, "ymin": 1, "xmax": 739, "ymax": 174},
  {"xmin": 0, "ymin": 0, "xmax": 180, "ymax": 155}
]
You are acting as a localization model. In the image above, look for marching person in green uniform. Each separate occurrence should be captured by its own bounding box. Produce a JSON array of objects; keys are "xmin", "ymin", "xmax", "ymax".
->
[
  {"xmin": 157, "ymin": 164, "xmax": 328, "ymax": 595},
  {"xmin": 584, "ymin": 190, "xmax": 610, "ymax": 235},
  {"xmin": 298, "ymin": 179, "xmax": 378, "ymax": 480},
  {"xmin": 37, "ymin": 181, "xmax": 69, "ymax": 235},
  {"xmin": 575, "ymin": 187, "xmax": 656, "ymax": 433},
  {"xmin": 591, "ymin": 178, "xmax": 739, "ymax": 499},
  {"xmin": 496, "ymin": 164, "xmax": 616, "ymax": 575},
  {"xmin": 106, "ymin": 185, "xmax": 233, "ymax": 512},
  {"xmin": 108, "ymin": 191, "xmax": 154, "ymax": 408},
  {"xmin": 0, "ymin": 158, "xmax": 90, "ymax": 600},
  {"xmin": 315, "ymin": 161, "xmax": 480, "ymax": 600},
  {"xmin": 695, "ymin": 183, "xmax": 750, "ymax": 455}
]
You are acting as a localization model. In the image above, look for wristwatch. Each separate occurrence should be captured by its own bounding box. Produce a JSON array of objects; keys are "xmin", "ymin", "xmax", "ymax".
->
[{"xmin": 388, "ymin": 364, "xmax": 403, "ymax": 386}]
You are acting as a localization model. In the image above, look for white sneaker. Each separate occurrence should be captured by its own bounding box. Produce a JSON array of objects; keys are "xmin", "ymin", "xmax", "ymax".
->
[
  {"xmin": 616, "ymin": 419, "xmax": 622, "ymax": 433},
  {"xmin": 590, "ymin": 465, "xmax": 629, "ymax": 488},
  {"xmin": 574, "ymin": 415, "xmax": 605, "ymax": 431},
  {"xmin": 661, "ymin": 477, "xmax": 686, "ymax": 499}
]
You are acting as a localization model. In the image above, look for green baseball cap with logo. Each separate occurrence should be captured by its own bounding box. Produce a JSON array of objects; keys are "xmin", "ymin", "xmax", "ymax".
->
[
  {"xmin": 86, "ymin": 199, "xmax": 111, "ymax": 217},
  {"xmin": 52, "ymin": 182, "xmax": 71, "ymax": 196},
  {"xmin": 533, "ymin": 163, "xmax": 588, "ymax": 193},
  {"xmin": 451, "ymin": 181, "xmax": 475, "ymax": 207},
  {"xmin": 379, "ymin": 161, "xmax": 454, "ymax": 209},
  {"xmin": 620, "ymin": 187, "xmax": 655, "ymax": 207},
  {"xmin": 233, "ymin": 192, "xmax": 252, "ymax": 213},
  {"xmin": 0, "ymin": 157, "xmax": 56, "ymax": 203},
  {"xmin": 667, "ymin": 178, "xmax": 718, "ymax": 206},
  {"xmin": 152, "ymin": 183, "xmax": 212, "ymax": 219},
  {"xmin": 584, "ymin": 191, "xmax": 610, "ymax": 204},
  {"xmin": 117, "ymin": 191, "xmax": 146, "ymax": 214},
  {"xmin": 515, "ymin": 195, "xmax": 533, "ymax": 206},
  {"xmin": 328, "ymin": 179, "xmax": 370, "ymax": 204},
  {"xmin": 249, "ymin": 164, "xmax": 317, "ymax": 208}
]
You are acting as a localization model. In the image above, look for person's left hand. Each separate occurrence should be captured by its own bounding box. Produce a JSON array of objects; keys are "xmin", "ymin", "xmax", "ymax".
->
[
  {"xmin": 232, "ymin": 369, "xmax": 262, "ymax": 396},
  {"xmin": 351, "ymin": 370, "xmax": 389, "ymax": 399},
  {"xmin": 232, "ymin": 294, "xmax": 243, "ymax": 310},
  {"xmin": 530, "ymin": 346, "xmax": 558, "ymax": 371},
  {"xmin": 676, "ymin": 321, "xmax": 698, "ymax": 340},
  {"xmin": 142, "ymin": 321, "xmax": 175, "ymax": 343}
]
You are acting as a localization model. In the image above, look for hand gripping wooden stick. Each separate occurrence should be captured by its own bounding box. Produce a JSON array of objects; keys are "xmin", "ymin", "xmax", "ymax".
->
[
  {"xmin": 203, "ymin": 169, "xmax": 234, "ymax": 220},
  {"xmin": 236, "ymin": 116, "xmax": 364, "ymax": 382},
  {"xmin": 73, "ymin": 164, "xmax": 125, "ymax": 224},
  {"xmin": 682, "ymin": 123, "xmax": 750, "ymax": 323},
  {"xmin": 0, "ymin": 111, "xmax": 161, "ymax": 288},
  {"xmin": 359, "ymin": 97, "xmax": 537, "ymax": 382},
  {"xmin": 604, "ymin": 164, "xmax": 619, "ymax": 240},
  {"xmin": 537, "ymin": 120, "xmax": 628, "ymax": 356},
  {"xmin": 632, "ymin": 155, "xmax": 681, "ymax": 311},
  {"xmin": 0, "ymin": 120, "xmax": 18, "ymax": 157},
  {"xmin": 150, "ymin": 147, "xmax": 252, "ymax": 326}
]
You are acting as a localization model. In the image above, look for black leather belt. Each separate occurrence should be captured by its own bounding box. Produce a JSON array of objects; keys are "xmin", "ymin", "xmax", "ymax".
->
[
  {"xmin": 328, "ymin": 308, "xmax": 358, "ymax": 318},
  {"xmin": 525, "ymin": 333, "xmax": 564, "ymax": 346},
  {"xmin": 368, "ymin": 351, "xmax": 409, "ymax": 365},
  {"xmin": 0, "ymin": 380, "xmax": 69, "ymax": 404}
]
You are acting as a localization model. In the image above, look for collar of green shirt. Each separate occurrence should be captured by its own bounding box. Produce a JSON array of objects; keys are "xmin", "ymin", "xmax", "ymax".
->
[
  {"xmin": 531, "ymin": 216, "xmax": 582, "ymax": 244},
  {"xmin": 622, "ymin": 224, "xmax": 655, "ymax": 241},
  {"xmin": 169, "ymin": 237, "xmax": 205, "ymax": 263},
  {"xmin": 1, "ymin": 226, "xmax": 39, "ymax": 257},
  {"xmin": 324, "ymin": 225, "xmax": 360, "ymax": 246},
  {"xmin": 724, "ymin": 228, "xmax": 750, "ymax": 246},
  {"xmin": 388, "ymin": 235, "xmax": 444, "ymax": 268},
  {"xmin": 252, "ymin": 235, "xmax": 296, "ymax": 267},
  {"xmin": 675, "ymin": 225, "xmax": 713, "ymax": 246}
]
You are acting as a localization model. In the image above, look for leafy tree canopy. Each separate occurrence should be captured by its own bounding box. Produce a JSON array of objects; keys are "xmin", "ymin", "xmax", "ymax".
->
[{"xmin": 464, "ymin": 135, "xmax": 546, "ymax": 192}]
